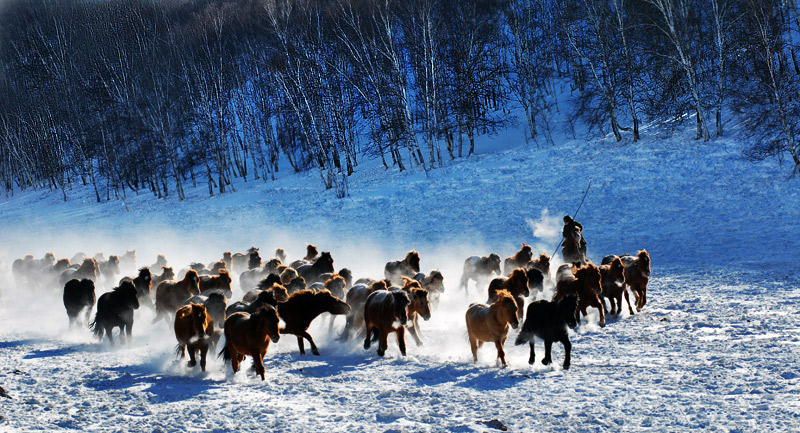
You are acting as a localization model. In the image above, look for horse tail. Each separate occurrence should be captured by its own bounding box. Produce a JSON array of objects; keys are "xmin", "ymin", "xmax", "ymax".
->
[
  {"xmin": 218, "ymin": 343, "xmax": 230, "ymax": 361},
  {"xmin": 90, "ymin": 312, "xmax": 102, "ymax": 339}
]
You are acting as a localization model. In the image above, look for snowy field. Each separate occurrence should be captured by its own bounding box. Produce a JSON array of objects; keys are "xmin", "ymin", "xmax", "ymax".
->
[{"xmin": 1, "ymin": 121, "xmax": 799, "ymax": 432}]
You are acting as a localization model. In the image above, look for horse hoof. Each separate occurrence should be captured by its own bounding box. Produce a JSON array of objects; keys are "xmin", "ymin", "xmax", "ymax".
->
[
  {"xmin": 563, "ymin": 364, "xmax": 570, "ymax": 370},
  {"xmin": 377, "ymin": 349, "xmax": 385, "ymax": 357},
  {"xmin": 312, "ymin": 349, "xmax": 320, "ymax": 356},
  {"xmin": 599, "ymin": 322, "xmax": 606, "ymax": 328}
]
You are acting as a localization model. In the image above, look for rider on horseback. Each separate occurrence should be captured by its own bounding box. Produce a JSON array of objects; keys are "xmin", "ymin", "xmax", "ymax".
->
[{"xmin": 563, "ymin": 215, "xmax": 587, "ymax": 259}]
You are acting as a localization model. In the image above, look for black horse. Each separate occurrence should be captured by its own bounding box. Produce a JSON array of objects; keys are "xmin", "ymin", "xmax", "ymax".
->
[
  {"xmin": 514, "ymin": 295, "xmax": 579, "ymax": 369},
  {"xmin": 90, "ymin": 281, "xmax": 140, "ymax": 345},
  {"xmin": 63, "ymin": 279, "xmax": 96, "ymax": 328}
]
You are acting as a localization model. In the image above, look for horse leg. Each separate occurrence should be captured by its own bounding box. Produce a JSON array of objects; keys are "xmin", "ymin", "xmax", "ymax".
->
[
  {"xmin": 594, "ymin": 298, "xmax": 606, "ymax": 327},
  {"xmin": 469, "ymin": 335, "xmax": 479, "ymax": 363},
  {"xmin": 255, "ymin": 351, "xmax": 265, "ymax": 381},
  {"xmin": 363, "ymin": 321, "xmax": 372, "ymax": 350},
  {"xmin": 300, "ymin": 331, "xmax": 320, "ymax": 356},
  {"xmin": 527, "ymin": 342, "xmax": 536, "ymax": 365},
  {"xmin": 623, "ymin": 286, "xmax": 635, "ymax": 315},
  {"xmin": 296, "ymin": 336, "xmax": 306, "ymax": 356},
  {"xmin": 125, "ymin": 321, "xmax": 133, "ymax": 343},
  {"xmin": 106, "ymin": 326, "xmax": 115, "ymax": 345},
  {"xmin": 179, "ymin": 344, "xmax": 186, "ymax": 358},
  {"xmin": 639, "ymin": 287, "xmax": 647, "ymax": 310},
  {"xmin": 200, "ymin": 344, "xmax": 208, "ymax": 372},
  {"xmin": 542, "ymin": 339, "xmax": 553, "ymax": 366},
  {"xmin": 561, "ymin": 336, "xmax": 572, "ymax": 370},
  {"xmin": 495, "ymin": 338, "xmax": 507, "ymax": 368},
  {"xmin": 408, "ymin": 321, "xmax": 423, "ymax": 347},
  {"xmin": 396, "ymin": 327, "xmax": 406, "ymax": 356},
  {"xmin": 84, "ymin": 308, "xmax": 93, "ymax": 328},
  {"xmin": 377, "ymin": 330, "xmax": 389, "ymax": 357},
  {"xmin": 188, "ymin": 345, "xmax": 197, "ymax": 367}
]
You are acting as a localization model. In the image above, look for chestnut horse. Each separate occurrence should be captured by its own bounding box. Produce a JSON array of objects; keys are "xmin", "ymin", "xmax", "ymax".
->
[
  {"xmin": 620, "ymin": 250, "xmax": 651, "ymax": 311},
  {"xmin": 91, "ymin": 281, "xmax": 140, "ymax": 345},
  {"xmin": 465, "ymin": 290, "xmax": 519, "ymax": 367},
  {"xmin": 174, "ymin": 303, "xmax": 215, "ymax": 371},
  {"xmin": 487, "ymin": 268, "xmax": 529, "ymax": 321},
  {"xmin": 459, "ymin": 254, "xmax": 501, "ymax": 294},
  {"xmin": 243, "ymin": 283, "xmax": 288, "ymax": 304},
  {"xmin": 529, "ymin": 254, "xmax": 551, "ymax": 280},
  {"xmin": 199, "ymin": 270, "xmax": 232, "ymax": 298},
  {"xmin": 154, "ymin": 270, "xmax": 200, "ymax": 324},
  {"xmin": 220, "ymin": 306, "xmax": 280, "ymax": 380},
  {"xmin": 278, "ymin": 289, "xmax": 350, "ymax": 355},
  {"xmin": 412, "ymin": 271, "xmax": 445, "ymax": 306},
  {"xmin": 599, "ymin": 257, "xmax": 631, "ymax": 315},
  {"xmin": 401, "ymin": 280, "xmax": 432, "ymax": 346},
  {"xmin": 363, "ymin": 289, "xmax": 411, "ymax": 356},
  {"xmin": 503, "ymin": 244, "xmax": 533, "ymax": 275},
  {"xmin": 553, "ymin": 263, "xmax": 605, "ymax": 327},
  {"xmin": 384, "ymin": 251, "xmax": 421, "ymax": 286}
]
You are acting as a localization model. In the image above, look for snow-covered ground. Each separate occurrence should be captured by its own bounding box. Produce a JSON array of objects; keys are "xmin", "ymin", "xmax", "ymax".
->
[{"xmin": 1, "ymin": 118, "xmax": 799, "ymax": 432}]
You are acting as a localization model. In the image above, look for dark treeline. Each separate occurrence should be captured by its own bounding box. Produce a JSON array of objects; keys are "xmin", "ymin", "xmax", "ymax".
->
[{"xmin": 1, "ymin": 0, "xmax": 799, "ymax": 202}]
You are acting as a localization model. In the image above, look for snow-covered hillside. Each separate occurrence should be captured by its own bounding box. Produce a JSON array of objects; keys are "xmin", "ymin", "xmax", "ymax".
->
[{"xmin": 0, "ymin": 121, "xmax": 798, "ymax": 432}]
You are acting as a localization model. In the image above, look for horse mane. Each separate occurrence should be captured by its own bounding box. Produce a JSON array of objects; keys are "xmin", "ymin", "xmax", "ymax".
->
[
  {"xmin": 80, "ymin": 258, "xmax": 98, "ymax": 273},
  {"xmin": 409, "ymin": 286, "xmax": 428, "ymax": 299},
  {"xmin": 492, "ymin": 289, "xmax": 514, "ymax": 304},
  {"xmin": 402, "ymin": 278, "xmax": 422, "ymax": 290},
  {"xmin": 367, "ymin": 280, "xmax": 388, "ymax": 293},
  {"xmin": 503, "ymin": 268, "xmax": 528, "ymax": 291},
  {"xmin": 514, "ymin": 245, "xmax": 532, "ymax": 262},
  {"xmin": 324, "ymin": 275, "xmax": 345, "ymax": 289},
  {"xmin": 183, "ymin": 270, "xmax": 199, "ymax": 281},
  {"xmin": 116, "ymin": 280, "xmax": 136, "ymax": 293}
]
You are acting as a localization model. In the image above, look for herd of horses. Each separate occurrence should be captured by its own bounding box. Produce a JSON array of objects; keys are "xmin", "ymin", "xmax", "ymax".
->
[{"xmin": 11, "ymin": 240, "xmax": 650, "ymax": 377}]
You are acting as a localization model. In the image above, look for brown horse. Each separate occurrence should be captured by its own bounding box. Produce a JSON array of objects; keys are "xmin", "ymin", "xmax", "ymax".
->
[
  {"xmin": 59, "ymin": 258, "xmax": 99, "ymax": 286},
  {"xmin": 384, "ymin": 251, "xmax": 421, "ymax": 286},
  {"xmin": 363, "ymin": 289, "xmax": 411, "ymax": 356},
  {"xmin": 280, "ymin": 267, "xmax": 299, "ymax": 285},
  {"xmin": 297, "ymin": 252, "xmax": 334, "ymax": 285},
  {"xmin": 341, "ymin": 280, "xmax": 388, "ymax": 340},
  {"xmin": 621, "ymin": 250, "xmax": 651, "ymax": 312},
  {"xmin": 487, "ymin": 268, "xmax": 529, "ymax": 321},
  {"xmin": 503, "ymin": 243, "xmax": 533, "ymax": 275},
  {"xmin": 199, "ymin": 270, "xmax": 232, "ymax": 298},
  {"xmin": 401, "ymin": 280, "xmax": 432, "ymax": 346},
  {"xmin": 274, "ymin": 248, "xmax": 287, "ymax": 263},
  {"xmin": 243, "ymin": 284, "xmax": 288, "ymax": 304},
  {"xmin": 277, "ymin": 289, "xmax": 350, "ymax": 355},
  {"xmin": 220, "ymin": 306, "xmax": 280, "ymax": 380},
  {"xmin": 465, "ymin": 290, "xmax": 519, "ymax": 367},
  {"xmin": 152, "ymin": 266, "xmax": 175, "ymax": 289},
  {"xmin": 154, "ymin": 270, "xmax": 200, "ymax": 323},
  {"xmin": 304, "ymin": 244, "xmax": 319, "ymax": 262},
  {"xmin": 599, "ymin": 257, "xmax": 631, "ymax": 315},
  {"xmin": 529, "ymin": 254, "xmax": 551, "ymax": 280},
  {"xmin": 412, "ymin": 271, "xmax": 445, "ymax": 306},
  {"xmin": 554, "ymin": 263, "xmax": 605, "ymax": 327},
  {"xmin": 174, "ymin": 303, "xmax": 214, "ymax": 371}
]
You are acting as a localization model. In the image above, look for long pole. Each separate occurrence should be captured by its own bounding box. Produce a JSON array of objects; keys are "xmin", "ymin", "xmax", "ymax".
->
[{"xmin": 551, "ymin": 179, "xmax": 592, "ymax": 258}]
